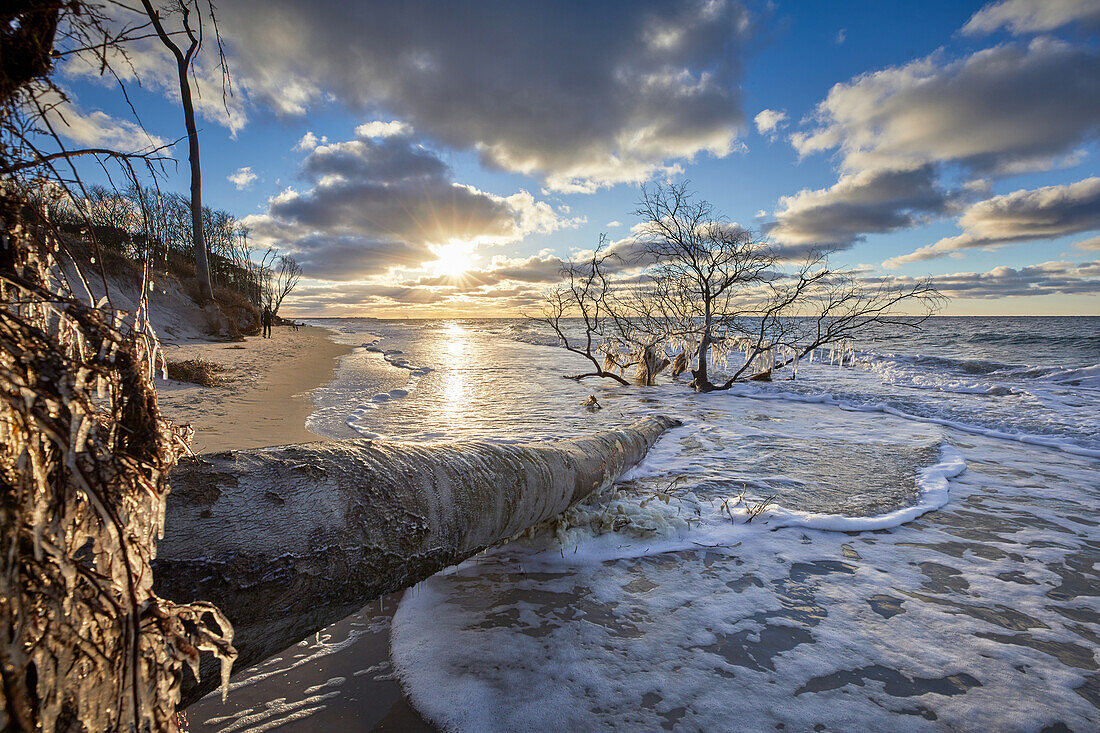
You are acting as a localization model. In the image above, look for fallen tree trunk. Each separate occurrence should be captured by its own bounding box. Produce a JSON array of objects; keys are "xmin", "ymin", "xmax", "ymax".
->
[{"xmin": 153, "ymin": 416, "xmax": 680, "ymax": 705}]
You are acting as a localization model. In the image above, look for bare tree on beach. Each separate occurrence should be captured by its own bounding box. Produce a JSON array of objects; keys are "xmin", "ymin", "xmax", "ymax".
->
[
  {"xmin": 267, "ymin": 254, "xmax": 302, "ymax": 316},
  {"xmin": 536, "ymin": 236, "xmax": 632, "ymax": 386},
  {"xmin": 140, "ymin": 0, "xmax": 231, "ymax": 303},
  {"xmin": 538, "ymin": 183, "xmax": 944, "ymax": 390}
]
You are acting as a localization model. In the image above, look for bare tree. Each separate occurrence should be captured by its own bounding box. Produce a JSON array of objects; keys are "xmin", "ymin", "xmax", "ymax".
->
[
  {"xmin": 535, "ymin": 236, "xmax": 633, "ymax": 385},
  {"xmin": 537, "ymin": 183, "xmax": 943, "ymax": 391},
  {"xmin": 267, "ymin": 254, "xmax": 302, "ymax": 316},
  {"xmin": 630, "ymin": 182, "xmax": 777, "ymax": 390},
  {"xmin": 140, "ymin": 0, "xmax": 223, "ymax": 302}
]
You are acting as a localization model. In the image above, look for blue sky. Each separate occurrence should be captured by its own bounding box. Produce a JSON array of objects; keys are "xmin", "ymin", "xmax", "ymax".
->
[{"xmin": 54, "ymin": 0, "xmax": 1100, "ymax": 316}]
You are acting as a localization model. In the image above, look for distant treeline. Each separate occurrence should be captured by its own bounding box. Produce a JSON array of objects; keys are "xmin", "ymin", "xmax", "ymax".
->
[{"xmin": 26, "ymin": 183, "xmax": 300, "ymax": 314}]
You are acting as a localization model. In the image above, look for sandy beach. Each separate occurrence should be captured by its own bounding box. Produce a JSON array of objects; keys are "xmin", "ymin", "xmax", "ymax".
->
[{"xmin": 156, "ymin": 326, "xmax": 349, "ymax": 453}]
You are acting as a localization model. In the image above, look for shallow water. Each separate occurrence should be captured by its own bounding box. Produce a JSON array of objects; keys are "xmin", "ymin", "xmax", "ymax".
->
[
  {"xmin": 393, "ymin": 434, "xmax": 1099, "ymax": 731},
  {"xmin": 193, "ymin": 316, "xmax": 1099, "ymax": 732}
]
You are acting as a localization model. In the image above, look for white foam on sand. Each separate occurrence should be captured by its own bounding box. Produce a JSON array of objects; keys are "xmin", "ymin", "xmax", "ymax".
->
[
  {"xmin": 501, "ymin": 429, "xmax": 966, "ymax": 566},
  {"xmin": 391, "ymin": 431, "xmax": 1100, "ymax": 732}
]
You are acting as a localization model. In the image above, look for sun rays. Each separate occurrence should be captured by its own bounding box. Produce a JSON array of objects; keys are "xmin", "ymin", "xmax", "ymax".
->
[{"xmin": 428, "ymin": 240, "xmax": 479, "ymax": 278}]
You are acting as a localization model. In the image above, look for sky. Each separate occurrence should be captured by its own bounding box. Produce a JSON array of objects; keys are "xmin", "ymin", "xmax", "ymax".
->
[{"xmin": 52, "ymin": 0, "xmax": 1100, "ymax": 317}]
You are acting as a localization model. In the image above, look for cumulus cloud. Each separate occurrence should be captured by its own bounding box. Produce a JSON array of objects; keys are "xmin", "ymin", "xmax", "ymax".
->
[
  {"xmin": 790, "ymin": 38, "xmax": 1100, "ymax": 176},
  {"xmin": 284, "ymin": 280, "xmax": 448, "ymax": 314},
  {"xmin": 754, "ymin": 109, "xmax": 788, "ymax": 139},
  {"xmin": 766, "ymin": 165, "xmax": 955, "ymax": 252},
  {"xmin": 355, "ymin": 120, "xmax": 413, "ymax": 138},
  {"xmin": 43, "ymin": 92, "xmax": 168, "ymax": 152},
  {"xmin": 962, "ymin": 0, "xmax": 1100, "ymax": 36},
  {"xmin": 916, "ymin": 260, "xmax": 1100, "ymax": 299},
  {"xmin": 884, "ymin": 177, "xmax": 1100, "ymax": 267},
  {"xmin": 227, "ymin": 167, "xmax": 257, "ymax": 190},
  {"xmin": 245, "ymin": 130, "xmax": 579, "ymax": 280},
  {"xmin": 284, "ymin": 271, "xmax": 554, "ymax": 316},
  {"xmin": 295, "ymin": 131, "xmax": 326, "ymax": 151},
  {"xmin": 221, "ymin": 0, "xmax": 753, "ymax": 191}
]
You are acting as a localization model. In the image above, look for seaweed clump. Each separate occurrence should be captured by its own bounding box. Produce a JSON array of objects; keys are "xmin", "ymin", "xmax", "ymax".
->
[{"xmin": 166, "ymin": 359, "xmax": 228, "ymax": 387}]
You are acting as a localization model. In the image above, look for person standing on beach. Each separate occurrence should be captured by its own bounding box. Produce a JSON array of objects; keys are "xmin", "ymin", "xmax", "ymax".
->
[{"xmin": 262, "ymin": 306, "xmax": 273, "ymax": 338}]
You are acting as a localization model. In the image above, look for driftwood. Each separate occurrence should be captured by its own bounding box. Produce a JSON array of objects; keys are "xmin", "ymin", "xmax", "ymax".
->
[{"xmin": 153, "ymin": 416, "xmax": 680, "ymax": 705}]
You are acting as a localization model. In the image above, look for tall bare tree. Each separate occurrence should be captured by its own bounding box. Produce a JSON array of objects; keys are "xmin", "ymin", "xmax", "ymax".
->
[
  {"xmin": 630, "ymin": 182, "xmax": 778, "ymax": 390},
  {"xmin": 140, "ymin": 0, "xmax": 218, "ymax": 302}
]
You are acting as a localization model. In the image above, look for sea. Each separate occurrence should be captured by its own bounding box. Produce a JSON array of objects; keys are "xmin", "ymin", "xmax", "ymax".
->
[{"xmin": 191, "ymin": 316, "xmax": 1100, "ymax": 732}]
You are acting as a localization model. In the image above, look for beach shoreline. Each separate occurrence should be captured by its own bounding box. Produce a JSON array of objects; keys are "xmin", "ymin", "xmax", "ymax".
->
[{"xmin": 156, "ymin": 325, "xmax": 350, "ymax": 453}]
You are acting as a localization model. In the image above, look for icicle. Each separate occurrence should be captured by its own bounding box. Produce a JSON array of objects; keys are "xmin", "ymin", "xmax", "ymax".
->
[
  {"xmin": 602, "ymin": 352, "xmax": 617, "ymax": 373},
  {"xmin": 672, "ymin": 350, "xmax": 688, "ymax": 377}
]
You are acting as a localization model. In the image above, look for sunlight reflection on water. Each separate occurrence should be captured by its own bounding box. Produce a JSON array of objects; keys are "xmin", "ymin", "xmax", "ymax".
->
[{"xmin": 440, "ymin": 322, "xmax": 469, "ymax": 420}]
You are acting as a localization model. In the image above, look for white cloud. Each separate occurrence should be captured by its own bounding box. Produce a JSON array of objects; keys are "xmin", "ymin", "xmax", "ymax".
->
[
  {"xmin": 920, "ymin": 260, "xmax": 1100, "ymax": 299},
  {"xmin": 295, "ymin": 131, "xmax": 326, "ymax": 151},
  {"xmin": 1075, "ymin": 235, "xmax": 1100, "ymax": 251},
  {"xmin": 247, "ymin": 133, "xmax": 579, "ymax": 281},
  {"xmin": 754, "ymin": 108, "xmax": 788, "ymax": 138},
  {"xmin": 606, "ymin": 220, "xmax": 622, "ymax": 228},
  {"xmin": 962, "ymin": 0, "xmax": 1100, "ymax": 36},
  {"xmin": 227, "ymin": 166, "xmax": 258, "ymax": 190},
  {"xmin": 836, "ymin": 28, "xmax": 847, "ymax": 44},
  {"xmin": 790, "ymin": 39, "xmax": 1100, "ymax": 176},
  {"xmin": 884, "ymin": 177, "xmax": 1100, "ymax": 267},
  {"xmin": 355, "ymin": 120, "xmax": 413, "ymax": 138},
  {"xmin": 767, "ymin": 165, "xmax": 954, "ymax": 253},
  {"xmin": 43, "ymin": 91, "xmax": 168, "ymax": 152}
]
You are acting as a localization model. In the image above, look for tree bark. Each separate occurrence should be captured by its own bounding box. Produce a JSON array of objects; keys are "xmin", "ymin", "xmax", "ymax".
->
[
  {"xmin": 181, "ymin": 76, "xmax": 214, "ymax": 302},
  {"xmin": 153, "ymin": 416, "xmax": 680, "ymax": 705}
]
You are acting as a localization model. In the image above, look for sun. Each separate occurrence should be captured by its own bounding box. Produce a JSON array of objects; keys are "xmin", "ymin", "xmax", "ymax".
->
[{"xmin": 428, "ymin": 240, "xmax": 478, "ymax": 278}]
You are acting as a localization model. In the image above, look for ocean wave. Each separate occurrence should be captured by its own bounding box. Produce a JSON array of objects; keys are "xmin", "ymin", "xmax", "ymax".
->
[
  {"xmin": 502, "ymin": 322, "xmax": 562, "ymax": 347},
  {"xmin": 867, "ymin": 355, "xmax": 1100, "ymax": 399},
  {"xmin": 724, "ymin": 383, "xmax": 1100, "ymax": 458},
  {"xmin": 964, "ymin": 332, "xmax": 1100, "ymax": 347},
  {"xmin": 344, "ymin": 340, "xmax": 433, "ymax": 436},
  {"xmin": 869, "ymin": 352, "xmax": 1100, "ymax": 383}
]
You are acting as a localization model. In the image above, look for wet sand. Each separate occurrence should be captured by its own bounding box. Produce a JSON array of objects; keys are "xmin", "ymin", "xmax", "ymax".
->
[{"xmin": 156, "ymin": 325, "xmax": 349, "ymax": 453}]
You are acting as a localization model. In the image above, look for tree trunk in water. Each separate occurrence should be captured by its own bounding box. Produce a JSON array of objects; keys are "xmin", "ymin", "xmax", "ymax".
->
[
  {"xmin": 154, "ymin": 416, "xmax": 680, "ymax": 706},
  {"xmin": 692, "ymin": 331, "xmax": 714, "ymax": 391}
]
